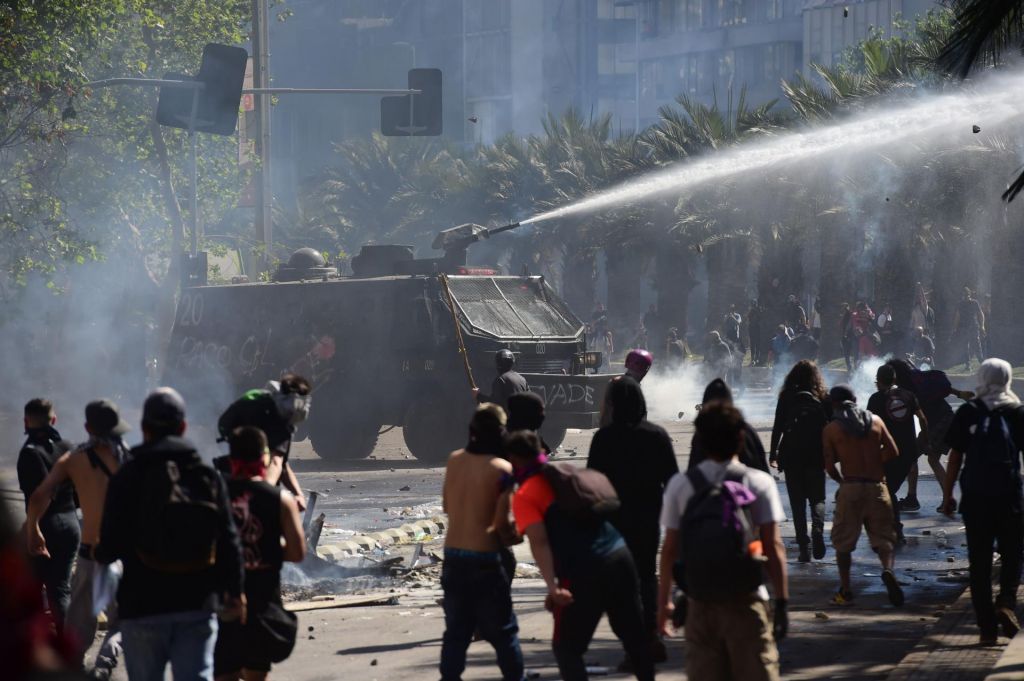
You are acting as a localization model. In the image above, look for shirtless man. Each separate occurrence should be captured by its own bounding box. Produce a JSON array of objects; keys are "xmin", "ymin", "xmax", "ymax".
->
[
  {"xmin": 823, "ymin": 385, "xmax": 904, "ymax": 607},
  {"xmin": 27, "ymin": 400, "xmax": 131, "ymax": 680},
  {"xmin": 439, "ymin": 404, "xmax": 524, "ymax": 681}
]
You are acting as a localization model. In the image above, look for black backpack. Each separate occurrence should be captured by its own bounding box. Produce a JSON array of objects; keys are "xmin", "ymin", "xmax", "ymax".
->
[
  {"xmin": 542, "ymin": 463, "xmax": 620, "ymax": 521},
  {"xmin": 961, "ymin": 401, "xmax": 1023, "ymax": 500},
  {"xmin": 135, "ymin": 455, "xmax": 223, "ymax": 573},
  {"xmin": 675, "ymin": 467, "xmax": 764, "ymax": 601},
  {"xmin": 779, "ymin": 391, "xmax": 827, "ymax": 469}
]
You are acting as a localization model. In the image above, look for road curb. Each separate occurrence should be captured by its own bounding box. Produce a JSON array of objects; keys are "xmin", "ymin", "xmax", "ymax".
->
[{"xmin": 315, "ymin": 516, "xmax": 447, "ymax": 564}]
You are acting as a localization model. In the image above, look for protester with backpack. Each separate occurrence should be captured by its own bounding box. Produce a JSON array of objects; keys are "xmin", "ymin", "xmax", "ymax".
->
[
  {"xmin": 506, "ymin": 430, "xmax": 654, "ymax": 681},
  {"xmin": 867, "ymin": 365, "xmax": 930, "ymax": 544},
  {"xmin": 940, "ymin": 358, "xmax": 1024, "ymax": 645},
  {"xmin": 26, "ymin": 399, "xmax": 132, "ymax": 679},
  {"xmin": 887, "ymin": 359, "xmax": 973, "ymax": 513},
  {"xmin": 217, "ymin": 374, "xmax": 312, "ymax": 511},
  {"xmin": 587, "ymin": 377, "xmax": 678, "ymax": 667},
  {"xmin": 823, "ymin": 385, "xmax": 904, "ymax": 607},
  {"xmin": 770, "ymin": 360, "xmax": 830, "ymax": 563},
  {"xmin": 215, "ymin": 427, "xmax": 305, "ymax": 681},
  {"xmin": 657, "ymin": 402, "xmax": 788, "ymax": 681},
  {"xmin": 97, "ymin": 388, "xmax": 244, "ymax": 681}
]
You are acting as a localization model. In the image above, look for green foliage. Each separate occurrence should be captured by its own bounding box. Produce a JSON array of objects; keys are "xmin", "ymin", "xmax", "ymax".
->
[{"xmin": 0, "ymin": 0, "xmax": 250, "ymax": 289}]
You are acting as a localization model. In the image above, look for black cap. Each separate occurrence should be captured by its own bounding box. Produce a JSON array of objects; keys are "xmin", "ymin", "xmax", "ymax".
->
[
  {"xmin": 85, "ymin": 399, "xmax": 130, "ymax": 437},
  {"xmin": 829, "ymin": 384, "xmax": 857, "ymax": 404},
  {"xmin": 142, "ymin": 388, "xmax": 186, "ymax": 429}
]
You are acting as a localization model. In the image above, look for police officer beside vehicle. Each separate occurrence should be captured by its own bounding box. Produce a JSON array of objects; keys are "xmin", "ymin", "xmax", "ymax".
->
[{"xmin": 473, "ymin": 350, "xmax": 529, "ymax": 410}]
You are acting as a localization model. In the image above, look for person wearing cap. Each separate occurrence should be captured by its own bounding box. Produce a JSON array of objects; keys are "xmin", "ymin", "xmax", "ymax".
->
[
  {"xmin": 823, "ymin": 385, "xmax": 904, "ymax": 607},
  {"xmin": 18, "ymin": 398, "xmax": 77, "ymax": 634},
  {"xmin": 26, "ymin": 399, "xmax": 131, "ymax": 679},
  {"xmin": 96, "ymin": 388, "xmax": 243, "ymax": 681},
  {"xmin": 473, "ymin": 349, "xmax": 529, "ymax": 410}
]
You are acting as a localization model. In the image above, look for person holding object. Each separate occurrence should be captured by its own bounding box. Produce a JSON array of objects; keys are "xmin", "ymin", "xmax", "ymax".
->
[
  {"xmin": 507, "ymin": 430, "xmax": 653, "ymax": 681},
  {"xmin": 218, "ymin": 374, "xmax": 312, "ymax": 511}
]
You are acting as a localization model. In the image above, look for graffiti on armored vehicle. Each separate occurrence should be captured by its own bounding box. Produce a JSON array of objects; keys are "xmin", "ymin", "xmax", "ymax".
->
[{"xmin": 531, "ymin": 381, "xmax": 596, "ymax": 410}]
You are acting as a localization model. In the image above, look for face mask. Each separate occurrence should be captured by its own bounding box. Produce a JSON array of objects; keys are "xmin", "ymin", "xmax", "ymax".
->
[
  {"xmin": 273, "ymin": 391, "xmax": 310, "ymax": 426},
  {"xmin": 230, "ymin": 457, "xmax": 268, "ymax": 479}
]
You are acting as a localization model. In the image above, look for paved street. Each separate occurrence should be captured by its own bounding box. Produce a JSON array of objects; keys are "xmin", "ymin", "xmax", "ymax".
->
[{"xmin": 0, "ymin": 380, "xmax": 1002, "ymax": 679}]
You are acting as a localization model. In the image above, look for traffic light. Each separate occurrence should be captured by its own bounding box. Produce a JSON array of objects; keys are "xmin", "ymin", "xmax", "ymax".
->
[
  {"xmin": 157, "ymin": 43, "xmax": 248, "ymax": 136},
  {"xmin": 381, "ymin": 68, "xmax": 442, "ymax": 136}
]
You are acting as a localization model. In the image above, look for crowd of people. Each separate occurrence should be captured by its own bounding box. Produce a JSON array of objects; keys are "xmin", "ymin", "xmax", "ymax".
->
[
  {"xmin": 12, "ymin": 345, "xmax": 1024, "ymax": 681},
  {"xmin": 14, "ymin": 377, "xmax": 313, "ymax": 680}
]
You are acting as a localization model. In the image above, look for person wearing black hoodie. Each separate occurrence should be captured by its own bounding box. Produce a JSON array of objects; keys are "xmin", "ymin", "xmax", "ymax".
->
[
  {"xmin": 97, "ymin": 388, "xmax": 243, "ymax": 681},
  {"xmin": 587, "ymin": 377, "xmax": 678, "ymax": 665},
  {"xmin": 688, "ymin": 379, "xmax": 770, "ymax": 473}
]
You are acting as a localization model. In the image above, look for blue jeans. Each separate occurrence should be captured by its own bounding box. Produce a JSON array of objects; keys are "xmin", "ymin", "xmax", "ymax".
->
[
  {"xmin": 120, "ymin": 610, "xmax": 218, "ymax": 681},
  {"xmin": 439, "ymin": 549, "xmax": 524, "ymax": 681}
]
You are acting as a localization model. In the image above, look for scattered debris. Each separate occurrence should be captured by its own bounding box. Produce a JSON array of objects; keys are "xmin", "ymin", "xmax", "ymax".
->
[
  {"xmin": 973, "ymin": 124, "xmax": 981, "ymax": 134},
  {"xmin": 843, "ymin": 6, "xmax": 849, "ymax": 17},
  {"xmin": 287, "ymin": 593, "xmax": 404, "ymax": 613},
  {"xmin": 921, "ymin": 530, "xmax": 931, "ymax": 536},
  {"xmin": 308, "ymin": 625, "xmax": 315, "ymax": 632},
  {"xmin": 946, "ymin": 556, "xmax": 956, "ymax": 563},
  {"xmin": 467, "ymin": 115, "xmax": 478, "ymax": 123},
  {"xmin": 815, "ymin": 611, "xmax": 830, "ymax": 620},
  {"xmin": 399, "ymin": 485, "xmax": 411, "ymax": 491},
  {"xmin": 371, "ymin": 659, "xmax": 379, "ymax": 666}
]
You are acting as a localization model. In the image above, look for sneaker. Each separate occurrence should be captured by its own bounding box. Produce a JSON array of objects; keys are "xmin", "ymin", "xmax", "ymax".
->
[
  {"xmin": 798, "ymin": 546, "xmax": 811, "ymax": 563},
  {"xmin": 898, "ymin": 496, "xmax": 921, "ymax": 512},
  {"xmin": 831, "ymin": 588, "xmax": 854, "ymax": 605},
  {"xmin": 980, "ymin": 631, "xmax": 999, "ymax": 646},
  {"xmin": 812, "ymin": 533, "xmax": 826, "ymax": 561},
  {"xmin": 997, "ymin": 607, "xmax": 1021, "ymax": 638},
  {"xmin": 882, "ymin": 570, "xmax": 905, "ymax": 607}
]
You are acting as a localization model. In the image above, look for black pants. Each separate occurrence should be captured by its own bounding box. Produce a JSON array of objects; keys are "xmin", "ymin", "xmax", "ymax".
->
[
  {"xmin": 31, "ymin": 511, "xmax": 80, "ymax": 632},
  {"xmin": 620, "ymin": 527, "xmax": 659, "ymax": 637},
  {"xmin": 963, "ymin": 329, "xmax": 984, "ymax": 366},
  {"xmin": 439, "ymin": 552, "xmax": 523, "ymax": 681},
  {"xmin": 963, "ymin": 501, "xmax": 1024, "ymax": 635},
  {"xmin": 554, "ymin": 547, "xmax": 654, "ymax": 681},
  {"xmin": 783, "ymin": 465, "xmax": 825, "ymax": 550},
  {"xmin": 884, "ymin": 452, "xmax": 916, "ymax": 535}
]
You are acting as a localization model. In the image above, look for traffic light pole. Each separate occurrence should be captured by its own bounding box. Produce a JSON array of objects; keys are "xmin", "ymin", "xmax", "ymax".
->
[
  {"xmin": 252, "ymin": 0, "xmax": 272, "ymax": 272},
  {"xmin": 188, "ymin": 87, "xmax": 200, "ymax": 257}
]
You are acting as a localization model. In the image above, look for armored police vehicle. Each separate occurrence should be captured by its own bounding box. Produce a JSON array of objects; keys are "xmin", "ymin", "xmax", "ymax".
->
[{"xmin": 164, "ymin": 223, "xmax": 608, "ymax": 462}]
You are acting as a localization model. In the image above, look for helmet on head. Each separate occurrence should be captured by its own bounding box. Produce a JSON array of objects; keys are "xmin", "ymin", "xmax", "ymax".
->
[
  {"xmin": 496, "ymin": 349, "xmax": 515, "ymax": 372},
  {"xmin": 624, "ymin": 349, "xmax": 653, "ymax": 381}
]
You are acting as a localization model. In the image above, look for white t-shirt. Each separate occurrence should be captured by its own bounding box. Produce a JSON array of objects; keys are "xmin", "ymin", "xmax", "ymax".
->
[
  {"xmin": 660, "ymin": 459, "xmax": 785, "ymax": 531},
  {"xmin": 661, "ymin": 459, "xmax": 785, "ymax": 601}
]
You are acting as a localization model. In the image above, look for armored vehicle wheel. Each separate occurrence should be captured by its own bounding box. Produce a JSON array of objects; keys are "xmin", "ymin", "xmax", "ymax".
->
[
  {"xmin": 540, "ymin": 427, "xmax": 567, "ymax": 453},
  {"xmin": 403, "ymin": 401, "xmax": 465, "ymax": 463},
  {"xmin": 308, "ymin": 415, "xmax": 379, "ymax": 461}
]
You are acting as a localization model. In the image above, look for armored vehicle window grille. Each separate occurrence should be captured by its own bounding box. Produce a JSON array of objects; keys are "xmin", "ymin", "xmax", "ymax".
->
[
  {"xmin": 447, "ymin": 277, "xmax": 580, "ymax": 339},
  {"xmin": 517, "ymin": 357, "xmax": 571, "ymax": 373}
]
